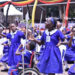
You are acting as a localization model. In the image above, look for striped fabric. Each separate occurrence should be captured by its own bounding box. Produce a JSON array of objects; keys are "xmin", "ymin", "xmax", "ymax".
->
[
  {"xmin": 0, "ymin": 0, "xmax": 64, "ymax": 7},
  {"xmin": 12, "ymin": 0, "xmax": 34, "ymax": 6},
  {"xmin": 39, "ymin": 0, "xmax": 64, "ymax": 4},
  {"xmin": 0, "ymin": 0, "xmax": 34, "ymax": 7},
  {"xmin": 0, "ymin": 0, "xmax": 10, "ymax": 7}
]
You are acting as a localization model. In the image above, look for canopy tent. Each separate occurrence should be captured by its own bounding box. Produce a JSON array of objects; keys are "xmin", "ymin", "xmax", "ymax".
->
[{"xmin": 4, "ymin": 4, "xmax": 23, "ymax": 16}]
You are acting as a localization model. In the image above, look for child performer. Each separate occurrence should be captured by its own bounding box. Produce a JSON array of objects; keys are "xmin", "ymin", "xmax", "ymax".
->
[
  {"xmin": 29, "ymin": 17, "xmax": 65, "ymax": 75},
  {"xmin": 8, "ymin": 41, "xmax": 36, "ymax": 75},
  {"xmin": 0, "ymin": 23, "xmax": 26, "ymax": 66},
  {"xmin": 0, "ymin": 28, "xmax": 10, "ymax": 71},
  {"xmin": 64, "ymin": 26, "xmax": 75, "ymax": 70}
]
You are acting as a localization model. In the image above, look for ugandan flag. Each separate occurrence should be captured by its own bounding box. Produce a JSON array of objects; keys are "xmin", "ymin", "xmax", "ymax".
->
[
  {"xmin": 0, "ymin": 0, "xmax": 34, "ymax": 7},
  {"xmin": 12, "ymin": 0, "xmax": 34, "ymax": 6},
  {"xmin": 39, "ymin": 0, "xmax": 64, "ymax": 4}
]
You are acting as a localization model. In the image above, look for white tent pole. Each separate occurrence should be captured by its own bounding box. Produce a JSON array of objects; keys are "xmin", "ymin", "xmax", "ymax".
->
[
  {"xmin": 22, "ymin": 49, "xmax": 24, "ymax": 75},
  {"xmin": 40, "ymin": 10, "xmax": 43, "ymax": 23},
  {"xmin": 22, "ymin": 21, "xmax": 28, "ymax": 75},
  {"xmin": 22, "ymin": 10, "xmax": 29, "ymax": 75}
]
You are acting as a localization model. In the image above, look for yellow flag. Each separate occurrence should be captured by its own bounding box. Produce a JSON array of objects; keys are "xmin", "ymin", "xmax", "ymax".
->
[{"xmin": 32, "ymin": 0, "xmax": 38, "ymax": 27}]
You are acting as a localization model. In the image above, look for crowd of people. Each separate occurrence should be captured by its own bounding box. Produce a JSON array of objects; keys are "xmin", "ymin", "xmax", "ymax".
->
[{"xmin": 0, "ymin": 17, "xmax": 75, "ymax": 75}]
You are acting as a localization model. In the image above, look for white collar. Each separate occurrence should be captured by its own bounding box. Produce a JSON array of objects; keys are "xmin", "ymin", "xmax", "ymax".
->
[
  {"xmin": 45, "ymin": 29, "xmax": 57, "ymax": 36},
  {"xmin": 11, "ymin": 30, "xmax": 17, "ymax": 35},
  {"xmin": 24, "ymin": 50, "xmax": 32, "ymax": 54}
]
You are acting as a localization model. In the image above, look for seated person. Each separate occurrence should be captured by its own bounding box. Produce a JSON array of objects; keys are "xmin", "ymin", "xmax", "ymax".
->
[{"xmin": 8, "ymin": 41, "xmax": 36, "ymax": 75}]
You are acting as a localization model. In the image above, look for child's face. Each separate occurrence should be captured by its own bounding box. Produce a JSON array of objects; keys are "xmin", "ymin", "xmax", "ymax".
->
[
  {"xmin": 45, "ymin": 18, "xmax": 53, "ymax": 30},
  {"xmin": 11, "ymin": 24, "xmax": 16, "ymax": 32},
  {"xmin": 57, "ymin": 23, "xmax": 61, "ymax": 29},
  {"xmin": 21, "ymin": 27, "xmax": 26, "ymax": 32}
]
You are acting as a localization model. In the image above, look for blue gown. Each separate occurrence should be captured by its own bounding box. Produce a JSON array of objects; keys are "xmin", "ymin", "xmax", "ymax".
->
[
  {"xmin": 0, "ymin": 41, "xmax": 9, "ymax": 63},
  {"xmin": 7, "ymin": 30, "xmax": 25, "ymax": 66},
  {"xmin": 64, "ymin": 36, "xmax": 75, "ymax": 61},
  {"xmin": 68, "ymin": 64, "xmax": 75, "ymax": 75},
  {"xmin": 38, "ymin": 45, "xmax": 45, "ymax": 60},
  {"xmin": 37, "ymin": 29, "xmax": 65, "ymax": 74}
]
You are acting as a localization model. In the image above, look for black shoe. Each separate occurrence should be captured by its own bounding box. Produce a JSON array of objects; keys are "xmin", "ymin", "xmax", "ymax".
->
[
  {"xmin": 1, "ymin": 69, "xmax": 8, "ymax": 72},
  {"xmin": 65, "ymin": 68, "xmax": 69, "ymax": 71}
]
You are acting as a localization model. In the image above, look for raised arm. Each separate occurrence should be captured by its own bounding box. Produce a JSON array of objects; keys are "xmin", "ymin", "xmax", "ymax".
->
[
  {"xmin": 16, "ymin": 44, "xmax": 24, "ymax": 55},
  {"xmin": 0, "ymin": 33, "xmax": 6, "ymax": 37},
  {"xmin": 68, "ymin": 33, "xmax": 73, "ymax": 47},
  {"xmin": 29, "ymin": 34, "xmax": 44, "ymax": 45},
  {"xmin": 34, "ymin": 38, "xmax": 44, "ymax": 45}
]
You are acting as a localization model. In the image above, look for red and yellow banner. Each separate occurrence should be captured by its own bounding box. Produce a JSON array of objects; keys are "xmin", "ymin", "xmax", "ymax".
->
[
  {"xmin": 0, "ymin": 2, "xmax": 9, "ymax": 7},
  {"xmin": 0, "ymin": 0, "xmax": 10, "ymax": 7},
  {"xmin": 39, "ymin": 0, "xmax": 64, "ymax": 4},
  {"xmin": 0, "ymin": 0, "xmax": 64, "ymax": 7},
  {"xmin": 0, "ymin": 0, "xmax": 34, "ymax": 7},
  {"xmin": 12, "ymin": 0, "xmax": 34, "ymax": 6}
]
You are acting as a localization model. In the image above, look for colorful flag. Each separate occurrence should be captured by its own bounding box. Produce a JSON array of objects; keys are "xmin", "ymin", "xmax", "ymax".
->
[
  {"xmin": 12, "ymin": 0, "xmax": 34, "ymax": 6},
  {"xmin": 0, "ymin": 0, "xmax": 34, "ymax": 7},
  {"xmin": 39, "ymin": 0, "xmax": 64, "ymax": 4},
  {"xmin": 0, "ymin": 0, "xmax": 10, "ymax": 7}
]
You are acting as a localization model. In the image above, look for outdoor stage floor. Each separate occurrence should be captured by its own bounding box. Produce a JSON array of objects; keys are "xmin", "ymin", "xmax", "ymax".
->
[{"xmin": 0, "ymin": 63, "xmax": 72, "ymax": 75}]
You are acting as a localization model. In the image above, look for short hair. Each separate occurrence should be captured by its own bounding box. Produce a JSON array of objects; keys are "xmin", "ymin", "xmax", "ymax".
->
[
  {"xmin": 46, "ymin": 17, "xmax": 57, "ymax": 28},
  {"xmin": 29, "ymin": 41, "xmax": 36, "ymax": 50}
]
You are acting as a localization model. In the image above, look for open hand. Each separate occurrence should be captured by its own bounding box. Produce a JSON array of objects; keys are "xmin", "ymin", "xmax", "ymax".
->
[
  {"xmin": 57, "ymin": 41, "xmax": 61, "ymax": 46},
  {"xmin": 15, "ymin": 51, "xmax": 21, "ymax": 55}
]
